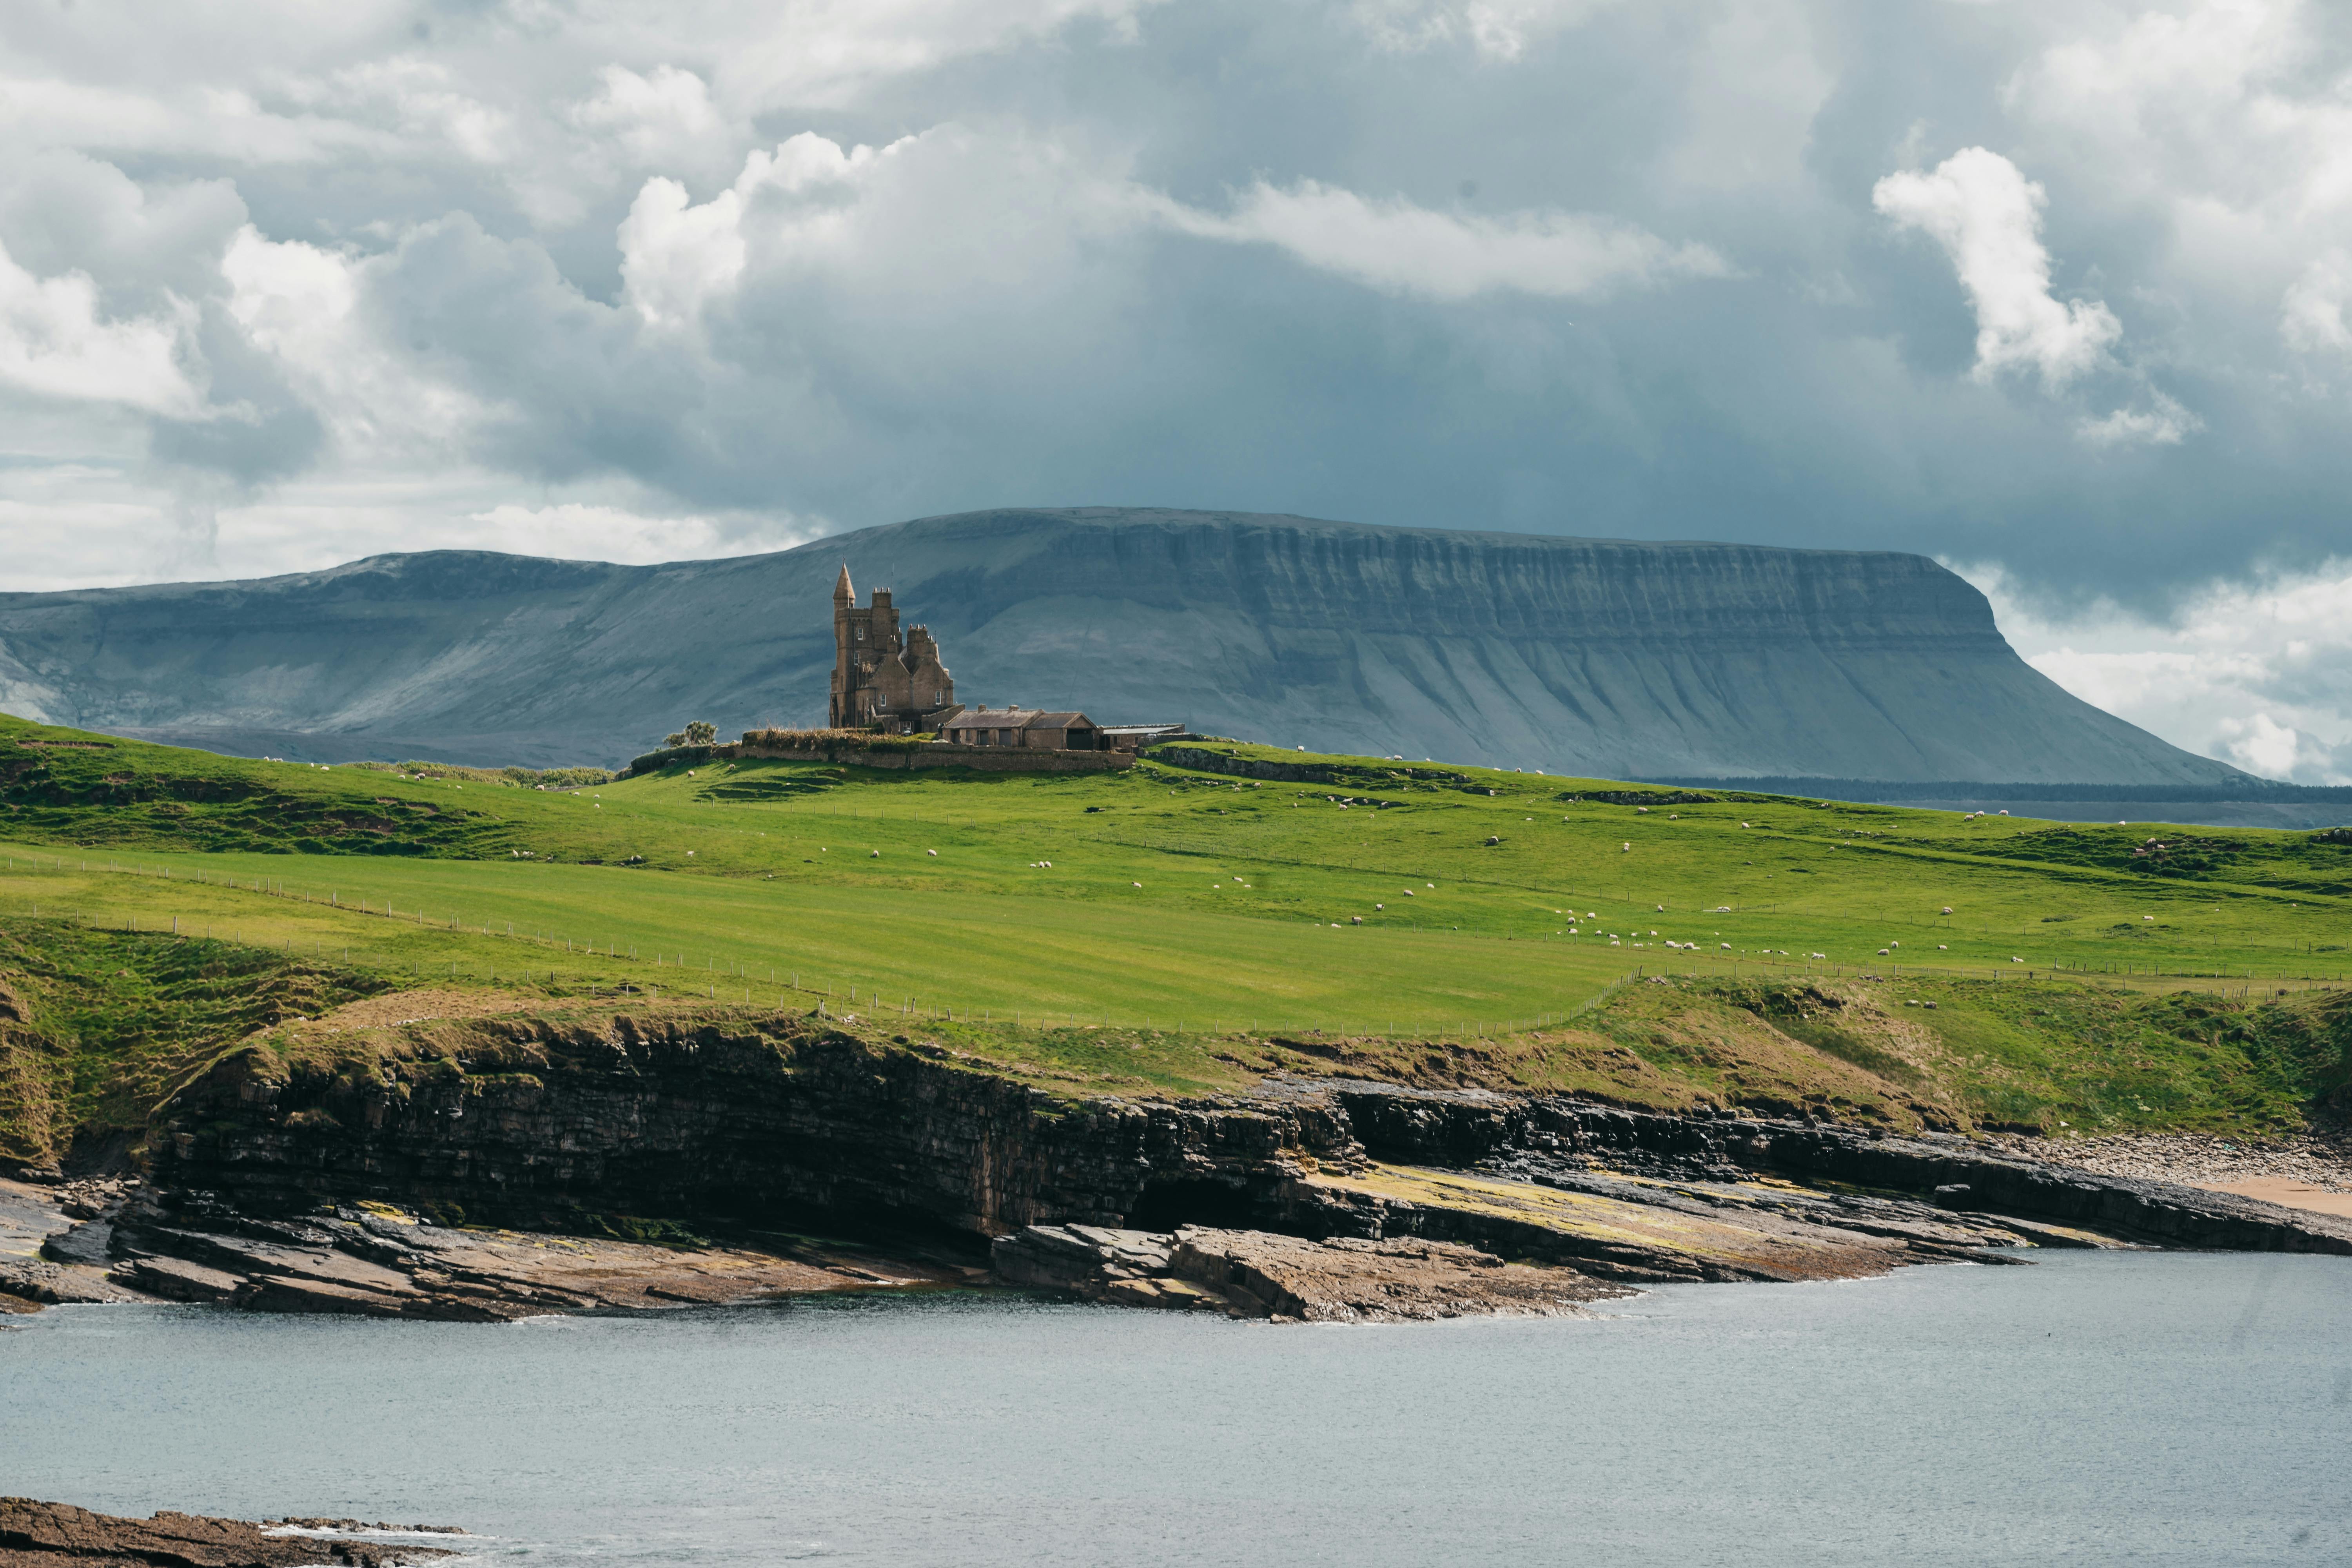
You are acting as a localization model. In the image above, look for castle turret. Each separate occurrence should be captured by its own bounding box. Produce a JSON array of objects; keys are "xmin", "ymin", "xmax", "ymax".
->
[{"xmin": 827, "ymin": 566, "xmax": 956, "ymax": 732}]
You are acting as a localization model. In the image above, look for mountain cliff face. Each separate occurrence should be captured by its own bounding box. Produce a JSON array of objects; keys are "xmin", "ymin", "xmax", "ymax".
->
[{"xmin": 0, "ymin": 506, "xmax": 2239, "ymax": 784}]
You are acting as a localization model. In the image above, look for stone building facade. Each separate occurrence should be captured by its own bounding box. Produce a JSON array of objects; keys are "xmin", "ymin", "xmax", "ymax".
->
[
  {"xmin": 829, "ymin": 566, "xmax": 962, "ymax": 732},
  {"xmin": 937, "ymin": 707, "xmax": 1103, "ymax": 750}
]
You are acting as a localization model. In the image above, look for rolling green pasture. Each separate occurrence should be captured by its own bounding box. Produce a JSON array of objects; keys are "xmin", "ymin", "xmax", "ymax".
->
[
  {"xmin": 5, "ymin": 715, "xmax": 2352, "ymax": 1142},
  {"xmin": 6, "ymin": 714, "xmax": 2352, "ymax": 1031}
]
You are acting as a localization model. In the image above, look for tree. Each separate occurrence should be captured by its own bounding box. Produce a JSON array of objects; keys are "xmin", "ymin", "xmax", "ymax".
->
[{"xmin": 666, "ymin": 720, "xmax": 717, "ymax": 749}]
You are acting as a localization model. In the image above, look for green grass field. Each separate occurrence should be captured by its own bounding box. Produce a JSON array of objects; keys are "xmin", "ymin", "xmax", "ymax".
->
[
  {"xmin": 4, "ymin": 713, "xmax": 2350, "ymax": 1150},
  {"xmin": 7, "ymin": 715, "xmax": 2349, "ymax": 1018}
]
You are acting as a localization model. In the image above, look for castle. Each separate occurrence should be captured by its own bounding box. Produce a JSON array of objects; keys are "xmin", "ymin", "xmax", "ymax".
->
[{"xmin": 828, "ymin": 565, "xmax": 961, "ymax": 732}]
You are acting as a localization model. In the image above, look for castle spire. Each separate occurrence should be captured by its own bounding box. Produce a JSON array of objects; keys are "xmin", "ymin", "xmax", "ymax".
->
[{"xmin": 833, "ymin": 563, "xmax": 854, "ymax": 604}]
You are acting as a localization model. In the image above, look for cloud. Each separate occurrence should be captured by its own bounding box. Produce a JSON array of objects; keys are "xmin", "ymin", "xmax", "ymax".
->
[
  {"xmin": 0, "ymin": 0, "xmax": 2348, "ymax": 644},
  {"xmin": 0, "ymin": 238, "xmax": 201, "ymax": 416},
  {"xmin": 2282, "ymin": 250, "xmax": 2352, "ymax": 353},
  {"xmin": 1873, "ymin": 147, "xmax": 2120, "ymax": 388},
  {"xmin": 1157, "ymin": 179, "xmax": 1730, "ymax": 301},
  {"xmin": 2213, "ymin": 711, "xmax": 2310, "ymax": 780},
  {"xmin": 465, "ymin": 503, "xmax": 820, "ymax": 563},
  {"xmin": 617, "ymin": 132, "xmax": 909, "ymax": 328},
  {"xmin": 1967, "ymin": 558, "xmax": 2352, "ymax": 785},
  {"xmin": 2077, "ymin": 391, "xmax": 2199, "ymax": 448},
  {"xmin": 220, "ymin": 225, "xmax": 486, "ymax": 462},
  {"xmin": 1348, "ymin": 0, "xmax": 1622, "ymax": 61}
]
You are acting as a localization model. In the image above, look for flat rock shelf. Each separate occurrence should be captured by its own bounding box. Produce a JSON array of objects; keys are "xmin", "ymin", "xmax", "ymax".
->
[{"xmin": 0, "ymin": 1498, "xmax": 460, "ymax": 1568}]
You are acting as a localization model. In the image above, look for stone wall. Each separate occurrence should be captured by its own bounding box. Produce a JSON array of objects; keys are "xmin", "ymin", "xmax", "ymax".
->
[
  {"xmin": 737, "ymin": 743, "xmax": 1131, "ymax": 774},
  {"xmin": 626, "ymin": 739, "xmax": 1132, "ymax": 776}
]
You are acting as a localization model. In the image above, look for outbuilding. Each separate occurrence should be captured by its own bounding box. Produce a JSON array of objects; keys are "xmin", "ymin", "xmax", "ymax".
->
[{"xmin": 939, "ymin": 707, "xmax": 1105, "ymax": 751}]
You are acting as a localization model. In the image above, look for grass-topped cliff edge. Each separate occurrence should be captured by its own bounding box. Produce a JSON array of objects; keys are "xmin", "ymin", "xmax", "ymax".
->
[{"xmin": 3, "ymin": 713, "xmax": 2350, "ymax": 1157}]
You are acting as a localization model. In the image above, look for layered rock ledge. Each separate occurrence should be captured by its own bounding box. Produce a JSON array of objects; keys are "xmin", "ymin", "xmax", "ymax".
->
[
  {"xmin": 11, "ymin": 1006, "xmax": 2350, "ymax": 1324},
  {"xmin": 0, "ymin": 1498, "xmax": 456, "ymax": 1568},
  {"xmin": 993, "ymin": 1223, "xmax": 1633, "ymax": 1321}
]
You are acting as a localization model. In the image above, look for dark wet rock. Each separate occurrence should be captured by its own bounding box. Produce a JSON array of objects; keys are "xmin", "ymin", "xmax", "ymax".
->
[
  {"xmin": 0, "ymin": 1497, "xmax": 454, "ymax": 1567},
  {"xmin": 39, "ymin": 1220, "xmax": 111, "ymax": 1267},
  {"xmin": 98, "ymin": 1188, "xmax": 969, "ymax": 1321}
]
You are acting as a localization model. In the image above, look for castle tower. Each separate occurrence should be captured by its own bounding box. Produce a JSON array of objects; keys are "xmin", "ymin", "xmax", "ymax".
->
[{"xmin": 829, "ymin": 565, "xmax": 956, "ymax": 731}]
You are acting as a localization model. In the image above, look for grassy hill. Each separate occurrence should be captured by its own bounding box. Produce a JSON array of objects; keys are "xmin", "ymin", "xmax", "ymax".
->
[{"xmin": 3, "ymin": 712, "xmax": 2349, "ymax": 1156}]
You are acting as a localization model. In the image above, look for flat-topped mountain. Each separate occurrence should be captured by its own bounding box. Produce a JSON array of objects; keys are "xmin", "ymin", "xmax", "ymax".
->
[{"xmin": 0, "ymin": 506, "xmax": 2243, "ymax": 783}]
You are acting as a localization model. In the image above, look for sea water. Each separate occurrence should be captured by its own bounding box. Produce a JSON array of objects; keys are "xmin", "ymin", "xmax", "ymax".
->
[{"xmin": 6, "ymin": 1250, "xmax": 2350, "ymax": 1565}]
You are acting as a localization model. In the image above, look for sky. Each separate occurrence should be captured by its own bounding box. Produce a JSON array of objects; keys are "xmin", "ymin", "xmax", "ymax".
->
[{"xmin": 3, "ymin": 1, "xmax": 2351, "ymax": 779}]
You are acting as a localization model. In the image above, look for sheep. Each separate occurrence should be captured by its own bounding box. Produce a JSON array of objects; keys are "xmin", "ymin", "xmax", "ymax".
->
[{"xmin": 927, "ymin": 849, "xmax": 938, "ymax": 857}]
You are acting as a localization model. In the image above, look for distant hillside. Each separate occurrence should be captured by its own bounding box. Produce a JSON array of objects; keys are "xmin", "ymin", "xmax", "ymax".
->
[{"xmin": 0, "ymin": 506, "xmax": 2245, "ymax": 785}]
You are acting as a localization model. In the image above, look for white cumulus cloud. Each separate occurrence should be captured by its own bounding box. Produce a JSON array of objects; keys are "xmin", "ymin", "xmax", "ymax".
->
[
  {"xmin": 2077, "ymin": 391, "xmax": 2199, "ymax": 448},
  {"xmin": 618, "ymin": 131, "xmax": 909, "ymax": 328},
  {"xmin": 1873, "ymin": 146, "xmax": 2120, "ymax": 388},
  {"xmin": 0, "ymin": 237, "xmax": 201, "ymax": 416},
  {"xmin": 1967, "ymin": 558, "xmax": 2352, "ymax": 785},
  {"xmin": 1156, "ymin": 179, "xmax": 1730, "ymax": 301}
]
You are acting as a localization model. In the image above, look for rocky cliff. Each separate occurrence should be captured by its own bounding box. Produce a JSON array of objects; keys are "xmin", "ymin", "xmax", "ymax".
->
[
  {"xmin": 140, "ymin": 1007, "xmax": 2352, "ymax": 1288},
  {"xmin": 0, "ymin": 508, "xmax": 2240, "ymax": 785}
]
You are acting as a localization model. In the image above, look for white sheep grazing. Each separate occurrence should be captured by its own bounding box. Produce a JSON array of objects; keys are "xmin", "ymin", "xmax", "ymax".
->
[
  {"xmin": 1133, "ymin": 881, "xmax": 1143, "ymax": 888},
  {"xmin": 927, "ymin": 849, "xmax": 938, "ymax": 856}
]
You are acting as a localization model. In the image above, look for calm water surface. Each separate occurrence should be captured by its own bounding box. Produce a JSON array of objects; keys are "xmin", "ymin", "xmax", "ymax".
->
[{"xmin": 7, "ymin": 1251, "xmax": 2350, "ymax": 1565}]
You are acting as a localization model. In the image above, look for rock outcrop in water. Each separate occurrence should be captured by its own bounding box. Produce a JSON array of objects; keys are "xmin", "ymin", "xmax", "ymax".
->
[
  {"xmin": 0, "ymin": 1498, "xmax": 455, "ymax": 1567},
  {"xmin": 0, "ymin": 508, "xmax": 2239, "ymax": 784}
]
